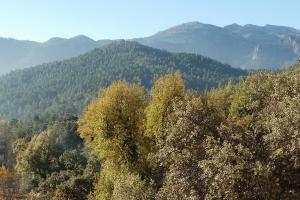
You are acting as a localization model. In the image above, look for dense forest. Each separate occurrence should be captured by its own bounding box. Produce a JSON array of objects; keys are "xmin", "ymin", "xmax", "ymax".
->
[
  {"xmin": 0, "ymin": 41, "xmax": 245, "ymax": 118},
  {"xmin": 0, "ymin": 62, "xmax": 299, "ymax": 199}
]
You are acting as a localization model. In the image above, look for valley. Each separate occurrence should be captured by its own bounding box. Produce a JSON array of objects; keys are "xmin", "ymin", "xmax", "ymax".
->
[{"xmin": 1, "ymin": 1, "xmax": 300, "ymax": 199}]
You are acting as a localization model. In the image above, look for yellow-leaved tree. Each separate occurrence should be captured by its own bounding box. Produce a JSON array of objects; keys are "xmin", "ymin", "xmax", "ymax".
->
[
  {"xmin": 145, "ymin": 72, "xmax": 185, "ymax": 137},
  {"xmin": 79, "ymin": 81, "xmax": 153, "ymax": 200}
]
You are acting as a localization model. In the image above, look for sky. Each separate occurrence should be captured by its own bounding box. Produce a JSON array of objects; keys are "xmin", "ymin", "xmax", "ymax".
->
[{"xmin": 0, "ymin": 0, "xmax": 299, "ymax": 42}]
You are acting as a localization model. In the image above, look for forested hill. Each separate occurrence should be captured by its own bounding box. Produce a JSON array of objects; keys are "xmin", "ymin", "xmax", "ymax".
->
[{"xmin": 0, "ymin": 41, "xmax": 246, "ymax": 118}]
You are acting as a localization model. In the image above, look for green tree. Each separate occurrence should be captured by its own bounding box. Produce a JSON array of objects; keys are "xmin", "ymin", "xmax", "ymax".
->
[
  {"xmin": 155, "ymin": 95, "xmax": 223, "ymax": 200},
  {"xmin": 13, "ymin": 115, "xmax": 98, "ymax": 199}
]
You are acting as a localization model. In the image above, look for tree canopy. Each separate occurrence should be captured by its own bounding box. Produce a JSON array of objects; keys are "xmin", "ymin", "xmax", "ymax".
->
[{"xmin": 1, "ymin": 63, "xmax": 300, "ymax": 199}]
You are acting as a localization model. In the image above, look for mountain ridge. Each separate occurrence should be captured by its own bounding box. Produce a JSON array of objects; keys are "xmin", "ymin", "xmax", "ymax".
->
[
  {"xmin": 1, "ymin": 21, "xmax": 299, "ymax": 74},
  {"xmin": 136, "ymin": 21, "xmax": 300, "ymax": 69},
  {"xmin": 0, "ymin": 35, "xmax": 110, "ymax": 74}
]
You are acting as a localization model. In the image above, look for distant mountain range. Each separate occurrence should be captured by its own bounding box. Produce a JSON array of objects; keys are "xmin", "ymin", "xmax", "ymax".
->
[
  {"xmin": 0, "ymin": 41, "xmax": 245, "ymax": 118},
  {"xmin": 136, "ymin": 22, "xmax": 300, "ymax": 69},
  {"xmin": 0, "ymin": 35, "xmax": 112, "ymax": 74},
  {"xmin": 0, "ymin": 21, "xmax": 299, "ymax": 74}
]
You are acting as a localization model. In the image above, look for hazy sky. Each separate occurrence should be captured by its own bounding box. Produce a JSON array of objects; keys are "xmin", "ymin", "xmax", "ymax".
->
[{"xmin": 1, "ymin": 0, "xmax": 299, "ymax": 42}]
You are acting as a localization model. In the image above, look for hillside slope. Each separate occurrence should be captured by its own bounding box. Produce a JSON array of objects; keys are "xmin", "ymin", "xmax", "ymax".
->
[{"xmin": 0, "ymin": 41, "xmax": 246, "ymax": 118}]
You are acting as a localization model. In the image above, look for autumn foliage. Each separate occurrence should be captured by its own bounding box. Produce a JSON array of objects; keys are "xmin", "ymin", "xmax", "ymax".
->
[
  {"xmin": 4, "ymin": 64, "xmax": 300, "ymax": 199},
  {"xmin": 78, "ymin": 67, "xmax": 300, "ymax": 199}
]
